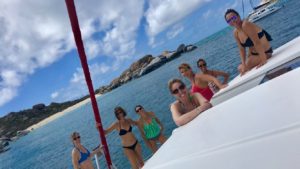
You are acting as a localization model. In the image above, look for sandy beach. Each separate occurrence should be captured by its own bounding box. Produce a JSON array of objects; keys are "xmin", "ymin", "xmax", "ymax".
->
[{"xmin": 26, "ymin": 94, "xmax": 102, "ymax": 131}]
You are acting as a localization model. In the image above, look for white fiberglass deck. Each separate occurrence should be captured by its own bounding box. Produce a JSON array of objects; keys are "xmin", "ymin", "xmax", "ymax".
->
[
  {"xmin": 143, "ymin": 68, "xmax": 300, "ymax": 169},
  {"xmin": 211, "ymin": 36, "xmax": 300, "ymax": 105}
]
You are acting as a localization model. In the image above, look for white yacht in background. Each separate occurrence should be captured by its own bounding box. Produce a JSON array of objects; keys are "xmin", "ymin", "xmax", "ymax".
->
[
  {"xmin": 247, "ymin": 0, "xmax": 283, "ymax": 22},
  {"xmin": 142, "ymin": 36, "xmax": 300, "ymax": 169}
]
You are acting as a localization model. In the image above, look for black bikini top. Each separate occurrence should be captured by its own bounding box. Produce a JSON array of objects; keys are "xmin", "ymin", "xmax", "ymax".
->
[
  {"xmin": 240, "ymin": 29, "xmax": 272, "ymax": 48},
  {"xmin": 119, "ymin": 124, "xmax": 132, "ymax": 136}
]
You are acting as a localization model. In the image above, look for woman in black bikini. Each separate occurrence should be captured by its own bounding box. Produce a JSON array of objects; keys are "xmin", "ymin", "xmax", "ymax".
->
[
  {"xmin": 103, "ymin": 106, "xmax": 144, "ymax": 169},
  {"xmin": 225, "ymin": 9, "xmax": 273, "ymax": 75}
]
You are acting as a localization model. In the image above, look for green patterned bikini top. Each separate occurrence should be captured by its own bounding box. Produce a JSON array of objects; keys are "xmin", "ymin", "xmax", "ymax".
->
[{"xmin": 143, "ymin": 118, "xmax": 161, "ymax": 140}]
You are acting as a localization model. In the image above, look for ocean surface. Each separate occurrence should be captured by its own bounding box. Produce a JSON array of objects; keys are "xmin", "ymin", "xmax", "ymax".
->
[{"xmin": 1, "ymin": 0, "xmax": 300, "ymax": 168}]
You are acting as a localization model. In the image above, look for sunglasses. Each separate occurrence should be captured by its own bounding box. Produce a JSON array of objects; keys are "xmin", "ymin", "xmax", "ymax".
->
[
  {"xmin": 198, "ymin": 63, "xmax": 207, "ymax": 68},
  {"xmin": 172, "ymin": 84, "xmax": 186, "ymax": 94},
  {"xmin": 226, "ymin": 15, "xmax": 238, "ymax": 24},
  {"xmin": 73, "ymin": 136, "xmax": 80, "ymax": 140},
  {"xmin": 135, "ymin": 107, "xmax": 143, "ymax": 113}
]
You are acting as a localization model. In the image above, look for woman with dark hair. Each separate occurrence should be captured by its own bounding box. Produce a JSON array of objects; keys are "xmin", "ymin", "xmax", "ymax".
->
[
  {"xmin": 168, "ymin": 78, "xmax": 212, "ymax": 126},
  {"xmin": 178, "ymin": 63, "xmax": 227, "ymax": 101},
  {"xmin": 70, "ymin": 132, "xmax": 103, "ymax": 169},
  {"xmin": 103, "ymin": 106, "xmax": 144, "ymax": 169},
  {"xmin": 135, "ymin": 105, "xmax": 167, "ymax": 153},
  {"xmin": 197, "ymin": 58, "xmax": 229, "ymax": 93},
  {"xmin": 224, "ymin": 9, "xmax": 273, "ymax": 75},
  {"xmin": 197, "ymin": 58, "xmax": 229, "ymax": 84}
]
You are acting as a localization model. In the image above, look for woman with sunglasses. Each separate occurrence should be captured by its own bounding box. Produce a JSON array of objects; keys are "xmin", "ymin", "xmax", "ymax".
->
[
  {"xmin": 71, "ymin": 132, "xmax": 103, "ymax": 169},
  {"xmin": 225, "ymin": 9, "xmax": 273, "ymax": 75},
  {"xmin": 197, "ymin": 58, "xmax": 229, "ymax": 93},
  {"xmin": 168, "ymin": 78, "xmax": 212, "ymax": 126},
  {"xmin": 103, "ymin": 106, "xmax": 144, "ymax": 169},
  {"xmin": 178, "ymin": 63, "xmax": 227, "ymax": 101},
  {"xmin": 134, "ymin": 105, "xmax": 167, "ymax": 153}
]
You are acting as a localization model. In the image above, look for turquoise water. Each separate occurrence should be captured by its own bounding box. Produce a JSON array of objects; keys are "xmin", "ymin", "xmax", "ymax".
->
[{"xmin": 1, "ymin": 0, "xmax": 300, "ymax": 168}]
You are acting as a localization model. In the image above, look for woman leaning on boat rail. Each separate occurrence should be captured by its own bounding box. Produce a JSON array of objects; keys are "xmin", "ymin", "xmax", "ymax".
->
[
  {"xmin": 197, "ymin": 58, "xmax": 229, "ymax": 93},
  {"xmin": 225, "ymin": 9, "xmax": 273, "ymax": 75},
  {"xmin": 99, "ymin": 106, "xmax": 144, "ymax": 169},
  {"xmin": 168, "ymin": 78, "xmax": 212, "ymax": 126},
  {"xmin": 197, "ymin": 58, "xmax": 229, "ymax": 84},
  {"xmin": 178, "ymin": 63, "xmax": 227, "ymax": 101},
  {"xmin": 135, "ymin": 105, "xmax": 167, "ymax": 153},
  {"xmin": 71, "ymin": 132, "xmax": 103, "ymax": 169}
]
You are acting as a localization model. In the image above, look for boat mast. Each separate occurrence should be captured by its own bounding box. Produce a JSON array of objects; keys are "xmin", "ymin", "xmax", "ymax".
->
[
  {"xmin": 249, "ymin": 0, "xmax": 255, "ymax": 9},
  {"xmin": 65, "ymin": 0, "xmax": 113, "ymax": 168}
]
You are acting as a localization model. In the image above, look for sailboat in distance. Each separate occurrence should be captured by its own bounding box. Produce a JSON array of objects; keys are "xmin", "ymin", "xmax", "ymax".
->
[{"xmin": 247, "ymin": 0, "xmax": 283, "ymax": 22}]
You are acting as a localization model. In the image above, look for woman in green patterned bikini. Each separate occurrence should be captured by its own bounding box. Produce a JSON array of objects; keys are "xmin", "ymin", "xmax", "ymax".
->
[{"xmin": 135, "ymin": 105, "xmax": 167, "ymax": 153}]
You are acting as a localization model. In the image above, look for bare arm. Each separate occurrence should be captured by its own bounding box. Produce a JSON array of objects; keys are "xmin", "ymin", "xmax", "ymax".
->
[
  {"xmin": 242, "ymin": 21, "xmax": 268, "ymax": 67},
  {"xmin": 72, "ymin": 149, "xmax": 80, "ymax": 169},
  {"xmin": 170, "ymin": 93, "xmax": 212, "ymax": 126},
  {"xmin": 90, "ymin": 145, "xmax": 103, "ymax": 157},
  {"xmin": 196, "ymin": 74, "xmax": 227, "ymax": 89},
  {"xmin": 234, "ymin": 30, "xmax": 247, "ymax": 65},
  {"xmin": 104, "ymin": 122, "xmax": 117, "ymax": 135},
  {"xmin": 211, "ymin": 70, "xmax": 230, "ymax": 84},
  {"xmin": 194, "ymin": 92, "xmax": 212, "ymax": 109},
  {"xmin": 234, "ymin": 30, "xmax": 248, "ymax": 75},
  {"xmin": 127, "ymin": 118, "xmax": 138, "ymax": 126}
]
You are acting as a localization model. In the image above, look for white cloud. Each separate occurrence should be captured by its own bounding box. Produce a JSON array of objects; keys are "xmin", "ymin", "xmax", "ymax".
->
[
  {"xmin": 51, "ymin": 92, "xmax": 59, "ymax": 99},
  {"xmin": 167, "ymin": 24, "xmax": 184, "ymax": 39},
  {"xmin": 53, "ymin": 62, "xmax": 112, "ymax": 102},
  {"xmin": 0, "ymin": 0, "xmax": 145, "ymax": 107},
  {"xmin": 203, "ymin": 9, "xmax": 212, "ymax": 20},
  {"xmin": 0, "ymin": 0, "xmax": 74, "ymax": 107},
  {"xmin": 145, "ymin": 0, "xmax": 211, "ymax": 38},
  {"xmin": 70, "ymin": 63, "xmax": 110, "ymax": 84},
  {"xmin": 70, "ymin": 68, "xmax": 85, "ymax": 84}
]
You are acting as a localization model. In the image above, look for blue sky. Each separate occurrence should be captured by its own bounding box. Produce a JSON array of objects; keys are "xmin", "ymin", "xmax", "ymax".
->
[{"xmin": 0, "ymin": 0, "xmax": 257, "ymax": 116}]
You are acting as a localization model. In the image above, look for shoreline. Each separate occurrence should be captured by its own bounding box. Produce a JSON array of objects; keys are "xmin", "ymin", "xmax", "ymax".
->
[{"xmin": 25, "ymin": 94, "xmax": 102, "ymax": 131}]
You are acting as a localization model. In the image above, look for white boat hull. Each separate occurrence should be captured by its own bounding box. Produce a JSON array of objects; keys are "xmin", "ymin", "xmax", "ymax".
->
[
  {"xmin": 143, "ymin": 36, "xmax": 300, "ymax": 169},
  {"xmin": 144, "ymin": 67, "xmax": 300, "ymax": 169}
]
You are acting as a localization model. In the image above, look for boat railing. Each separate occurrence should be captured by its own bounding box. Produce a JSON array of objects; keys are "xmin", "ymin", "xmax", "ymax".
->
[{"xmin": 94, "ymin": 154, "xmax": 118, "ymax": 169}]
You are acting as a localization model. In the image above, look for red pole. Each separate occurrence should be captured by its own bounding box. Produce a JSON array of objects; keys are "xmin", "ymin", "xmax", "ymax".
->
[{"xmin": 65, "ymin": 0, "xmax": 113, "ymax": 168}]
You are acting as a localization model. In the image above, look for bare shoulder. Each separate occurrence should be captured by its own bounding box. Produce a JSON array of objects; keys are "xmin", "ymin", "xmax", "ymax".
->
[
  {"xmin": 233, "ymin": 28, "xmax": 239, "ymax": 36},
  {"xmin": 242, "ymin": 20, "xmax": 252, "ymax": 27},
  {"xmin": 170, "ymin": 101, "xmax": 180, "ymax": 110},
  {"xmin": 242, "ymin": 20, "xmax": 259, "ymax": 30},
  {"xmin": 72, "ymin": 148, "xmax": 79, "ymax": 156},
  {"xmin": 148, "ymin": 111, "xmax": 156, "ymax": 117}
]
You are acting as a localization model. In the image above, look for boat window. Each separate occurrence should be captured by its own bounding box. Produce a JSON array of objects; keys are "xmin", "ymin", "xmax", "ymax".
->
[{"xmin": 260, "ymin": 56, "xmax": 300, "ymax": 84}]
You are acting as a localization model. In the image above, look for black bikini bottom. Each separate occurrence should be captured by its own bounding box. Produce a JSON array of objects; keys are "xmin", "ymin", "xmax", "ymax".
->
[
  {"xmin": 251, "ymin": 47, "xmax": 273, "ymax": 56},
  {"xmin": 123, "ymin": 140, "xmax": 138, "ymax": 150}
]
